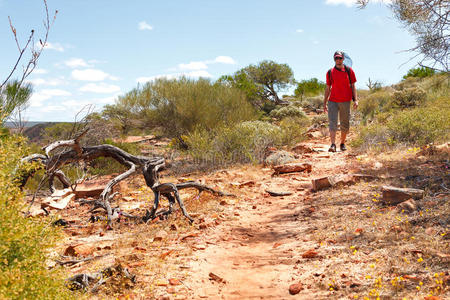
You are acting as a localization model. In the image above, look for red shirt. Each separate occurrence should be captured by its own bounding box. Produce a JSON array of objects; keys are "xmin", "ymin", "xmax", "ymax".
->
[{"xmin": 326, "ymin": 66, "xmax": 357, "ymax": 102}]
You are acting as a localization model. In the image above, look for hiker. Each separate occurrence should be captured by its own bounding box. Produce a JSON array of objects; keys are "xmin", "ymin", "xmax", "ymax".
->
[{"xmin": 323, "ymin": 51, "xmax": 358, "ymax": 152}]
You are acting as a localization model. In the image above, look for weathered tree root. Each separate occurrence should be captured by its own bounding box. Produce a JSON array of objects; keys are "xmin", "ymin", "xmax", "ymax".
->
[
  {"xmin": 66, "ymin": 264, "xmax": 136, "ymax": 293},
  {"xmin": 19, "ymin": 129, "xmax": 233, "ymax": 225}
]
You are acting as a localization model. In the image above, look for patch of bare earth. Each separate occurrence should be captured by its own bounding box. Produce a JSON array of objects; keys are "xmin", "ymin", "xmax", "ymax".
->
[{"xmin": 37, "ymin": 135, "xmax": 449, "ymax": 299}]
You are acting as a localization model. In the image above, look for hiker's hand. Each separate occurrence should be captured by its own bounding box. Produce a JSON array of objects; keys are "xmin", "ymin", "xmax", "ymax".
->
[
  {"xmin": 323, "ymin": 105, "xmax": 328, "ymax": 114},
  {"xmin": 353, "ymin": 100, "xmax": 358, "ymax": 110}
]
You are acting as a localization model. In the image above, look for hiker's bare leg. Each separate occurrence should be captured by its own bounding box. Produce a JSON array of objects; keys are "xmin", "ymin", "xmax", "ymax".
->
[
  {"xmin": 330, "ymin": 131, "xmax": 336, "ymax": 145},
  {"xmin": 340, "ymin": 132, "xmax": 347, "ymax": 144}
]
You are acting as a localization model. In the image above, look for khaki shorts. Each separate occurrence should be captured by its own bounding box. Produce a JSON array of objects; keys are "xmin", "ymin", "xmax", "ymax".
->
[{"xmin": 328, "ymin": 101, "xmax": 351, "ymax": 133}]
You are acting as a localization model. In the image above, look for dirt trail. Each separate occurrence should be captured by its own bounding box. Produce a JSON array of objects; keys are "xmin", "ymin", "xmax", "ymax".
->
[{"xmin": 181, "ymin": 137, "xmax": 356, "ymax": 299}]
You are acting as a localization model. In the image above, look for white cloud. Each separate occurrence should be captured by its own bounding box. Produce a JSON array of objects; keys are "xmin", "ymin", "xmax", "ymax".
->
[
  {"xmin": 325, "ymin": 0, "xmax": 390, "ymax": 6},
  {"xmin": 27, "ymin": 77, "xmax": 66, "ymax": 86},
  {"xmin": 29, "ymin": 89, "xmax": 71, "ymax": 107},
  {"xmin": 178, "ymin": 61, "xmax": 209, "ymax": 70},
  {"xmin": 186, "ymin": 70, "xmax": 212, "ymax": 78},
  {"xmin": 65, "ymin": 58, "xmax": 90, "ymax": 68},
  {"xmin": 138, "ymin": 21, "xmax": 153, "ymax": 31},
  {"xmin": 296, "ymin": 29, "xmax": 304, "ymax": 33},
  {"xmin": 33, "ymin": 68, "xmax": 48, "ymax": 74},
  {"xmin": 79, "ymin": 83, "xmax": 121, "ymax": 94},
  {"xmin": 178, "ymin": 56, "xmax": 236, "ymax": 71},
  {"xmin": 72, "ymin": 69, "xmax": 118, "ymax": 81},
  {"xmin": 42, "ymin": 42, "xmax": 65, "ymax": 52},
  {"xmin": 212, "ymin": 56, "xmax": 236, "ymax": 64}
]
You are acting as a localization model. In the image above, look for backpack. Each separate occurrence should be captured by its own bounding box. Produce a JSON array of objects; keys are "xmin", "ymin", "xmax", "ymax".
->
[{"xmin": 327, "ymin": 65, "xmax": 355, "ymax": 101}]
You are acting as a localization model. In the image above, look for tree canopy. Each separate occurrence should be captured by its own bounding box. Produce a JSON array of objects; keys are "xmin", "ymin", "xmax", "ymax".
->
[
  {"xmin": 218, "ymin": 60, "xmax": 295, "ymax": 107},
  {"xmin": 294, "ymin": 78, "xmax": 326, "ymax": 100}
]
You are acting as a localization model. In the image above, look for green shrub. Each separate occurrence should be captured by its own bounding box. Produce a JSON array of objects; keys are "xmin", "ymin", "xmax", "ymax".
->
[
  {"xmin": 392, "ymin": 87, "xmax": 426, "ymax": 108},
  {"xmin": 105, "ymin": 77, "xmax": 257, "ymax": 137},
  {"xmin": 269, "ymin": 105, "xmax": 306, "ymax": 119},
  {"xmin": 0, "ymin": 135, "xmax": 72, "ymax": 299},
  {"xmin": 279, "ymin": 116, "xmax": 309, "ymax": 146},
  {"xmin": 358, "ymin": 90, "xmax": 394, "ymax": 122},
  {"xmin": 301, "ymin": 96, "xmax": 323, "ymax": 111},
  {"xmin": 352, "ymin": 101, "xmax": 450, "ymax": 149},
  {"xmin": 185, "ymin": 121, "xmax": 283, "ymax": 166},
  {"xmin": 403, "ymin": 66, "xmax": 435, "ymax": 79},
  {"xmin": 311, "ymin": 114, "xmax": 328, "ymax": 127},
  {"xmin": 387, "ymin": 106, "xmax": 449, "ymax": 145}
]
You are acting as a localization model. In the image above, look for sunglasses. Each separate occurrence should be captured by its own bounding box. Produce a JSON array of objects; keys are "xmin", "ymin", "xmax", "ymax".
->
[{"xmin": 334, "ymin": 57, "xmax": 343, "ymax": 60}]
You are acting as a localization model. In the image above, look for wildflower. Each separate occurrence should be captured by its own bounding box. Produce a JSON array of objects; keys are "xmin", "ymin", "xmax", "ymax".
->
[
  {"xmin": 417, "ymin": 257, "xmax": 423, "ymax": 263},
  {"xmin": 369, "ymin": 264, "xmax": 375, "ymax": 268}
]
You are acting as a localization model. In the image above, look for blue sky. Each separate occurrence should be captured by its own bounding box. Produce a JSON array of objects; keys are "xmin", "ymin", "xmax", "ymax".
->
[{"xmin": 0, "ymin": 0, "xmax": 419, "ymax": 122}]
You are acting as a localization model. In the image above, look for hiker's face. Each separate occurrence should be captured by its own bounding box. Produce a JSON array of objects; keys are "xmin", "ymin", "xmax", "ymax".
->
[{"xmin": 334, "ymin": 57, "xmax": 344, "ymax": 66}]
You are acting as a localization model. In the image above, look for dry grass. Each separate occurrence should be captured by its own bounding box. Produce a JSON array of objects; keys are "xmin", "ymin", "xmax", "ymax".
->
[{"xmin": 303, "ymin": 149, "xmax": 449, "ymax": 299}]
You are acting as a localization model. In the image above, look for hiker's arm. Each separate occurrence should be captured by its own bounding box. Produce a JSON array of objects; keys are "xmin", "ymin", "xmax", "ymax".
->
[
  {"xmin": 351, "ymin": 84, "xmax": 357, "ymax": 102},
  {"xmin": 323, "ymin": 85, "xmax": 331, "ymax": 113},
  {"xmin": 351, "ymin": 84, "xmax": 358, "ymax": 109}
]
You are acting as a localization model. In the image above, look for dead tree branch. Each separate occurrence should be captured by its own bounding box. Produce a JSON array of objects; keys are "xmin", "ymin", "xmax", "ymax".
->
[{"xmin": 19, "ymin": 130, "xmax": 231, "ymax": 225}]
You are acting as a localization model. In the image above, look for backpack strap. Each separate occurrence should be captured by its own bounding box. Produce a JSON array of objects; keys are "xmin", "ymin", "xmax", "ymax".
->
[
  {"xmin": 327, "ymin": 69, "xmax": 332, "ymax": 85},
  {"xmin": 344, "ymin": 65, "xmax": 355, "ymax": 101}
]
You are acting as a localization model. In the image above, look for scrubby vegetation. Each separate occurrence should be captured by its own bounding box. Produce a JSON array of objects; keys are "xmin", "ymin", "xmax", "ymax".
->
[
  {"xmin": 353, "ymin": 73, "xmax": 450, "ymax": 150},
  {"xmin": 0, "ymin": 135, "xmax": 72, "ymax": 299}
]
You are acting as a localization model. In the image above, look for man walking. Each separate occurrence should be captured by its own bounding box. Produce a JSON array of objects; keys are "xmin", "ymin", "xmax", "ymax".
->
[{"xmin": 323, "ymin": 51, "xmax": 358, "ymax": 152}]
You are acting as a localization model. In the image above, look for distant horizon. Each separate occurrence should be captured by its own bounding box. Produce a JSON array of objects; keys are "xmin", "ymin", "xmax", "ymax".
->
[{"xmin": 3, "ymin": 121, "xmax": 70, "ymax": 128}]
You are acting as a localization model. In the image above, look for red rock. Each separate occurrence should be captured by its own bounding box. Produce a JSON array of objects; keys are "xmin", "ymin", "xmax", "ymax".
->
[
  {"xmin": 291, "ymin": 143, "xmax": 315, "ymax": 154},
  {"xmin": 199, "ymin": 223, "xmax": 208, "ymax": 230},
  {"xmin": 128, "ymin": 261, "xmax": 146, "ymax": 268},
  {"xmin": 239, "ymin": 180, "xmax": 255, "ymax": 187},
  {"xmin": 288, "ymin": 282, "xmax": 304, "ymax": 295},
  {"xmin": 134, "ymin": 246, "xmax": 147, "ymax": 252},
  {"xmin": 301, "ymin": 250, "xmax": 318, "ymax": 258},
  {"xmin": 209, "ymin": 272, "xmax": 226, "ymax": 283},
  {"xmin": 73, "ymin": 179, "xmax": 110, "ymax": 198},
  {"xmin": 403, "ymin": 275, "xmax": 420, "ymax": 281},
  {"xmin": 159, "ymin": 250, "xmax": 174, "ymax": 259},
  {"xmin": 273, "ymin": 242, "xmax": 283, "ymax": 248},
  {"xmin": 64, "ymin": 244, "xmax": 95, "ymax": 257},
  {"xmin": 382, "ymin": 186, "xmax": 424, "ymax": 205},
  {"xmin": 180, "ymin": 233, "xmax": 199, "ymax": 241},
  {"xmin": 273, "ymin": 163, "xmax": 312, "ymax": 175},
  {"xmin": 153, "ymin": 230, "xmax": 168, "ymax": 242},
  {"xmin": 425, "ymin": 227, "xmax": 436, "ymax": 235},
  {"xmin": 424, "ymin": 297, "xmax": 442, "ymax": 300},
  {"xmin": 169, "ymin": 278, "xmax": 181, "ymax": 286},
  {"xmin": 397, "ymin": 199, "xmax": 417, "ymax": 212}
]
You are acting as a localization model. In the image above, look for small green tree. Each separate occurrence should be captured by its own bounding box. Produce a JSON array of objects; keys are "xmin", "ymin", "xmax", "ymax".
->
[
  {"xmin": 216, "ymin": 72, "xmax": 265, "ymax": 108},
  {"xmin": 294, "ymin": 78, "xmax": 326, "ymax": 100},
  {"xmin": 0, "ymin": 80, "xmax": 33, "ymax": 126},
  {"xmin": 242, "ymin": 60, "xmax": 295, "ymax": 105}
]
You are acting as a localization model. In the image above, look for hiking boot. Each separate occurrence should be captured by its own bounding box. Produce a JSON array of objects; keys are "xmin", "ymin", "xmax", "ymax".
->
[
  {"xmin": 328, "ymin": 144, "xmax": 336, "ymax": 152},
  {"xmin": 340, "ymin": 143, "xmax": 347, "ymax": 151}
]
